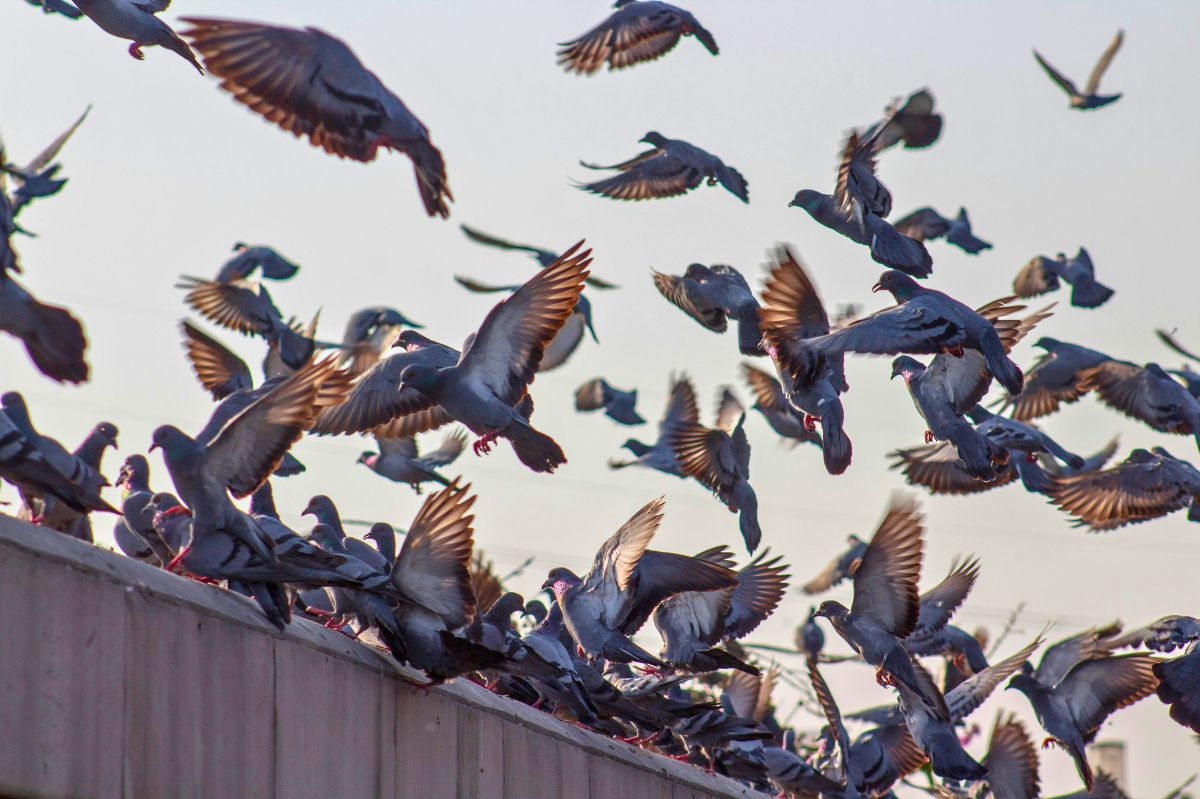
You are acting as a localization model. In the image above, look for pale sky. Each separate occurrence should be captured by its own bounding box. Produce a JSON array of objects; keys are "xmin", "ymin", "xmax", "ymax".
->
[{"xmin": 3, "ymin": 0, "xmax": 1199, "ymax": 789}]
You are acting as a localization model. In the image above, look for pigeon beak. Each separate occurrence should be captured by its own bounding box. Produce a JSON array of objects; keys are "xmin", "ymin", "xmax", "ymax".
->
[
  {"xmin": 871, "ymin": 281, "xmax": 884, "ymax": 293},
  {"xmin": 148, "ymin": 442, "xmax": 160, "ymax": 453},
  {"xmin": 787, "ymin": 199, "xmax": 798, "ymax": 208},
  {"xmin": 142, "ymin": 501, "xmax": 156, "ymax": 514},
  {"xmin": 540, "ymin": 578, "xmax": 553, "ymax": 591}
]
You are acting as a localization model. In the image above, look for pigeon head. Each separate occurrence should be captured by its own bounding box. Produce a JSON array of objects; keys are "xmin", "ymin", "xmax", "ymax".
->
[
  {"xmin": 1006, "ymin": 666, "xmax": 1039, "ymax": 695},
  {"xmin": 524, "ymin": 598, "xmax": 548, "ymax": 624},
  {"xmin": 391, "ymin": 329, "xmax": 431, "ymax": 350},
  {"xmin": 93, "ymin": 421, "xmax": 119, "ymax": 449},
  {"xmin": 788, "ymin": 189, "xmax": 823, "ymax": 212},
  {"xmin": 364, "ymin": 522, "xmax": 396, "ymax": 563},
  {"xmin": 621, "ymin": 439, "xmax": 652, "ymax": 457},
  {"xmin": 486, "ymin": 592, "xmax": 527, "ymax": 624},
  {"xmin": 811, "ymin": 600, "xmax": 849, "ymax": 624},
  {"xmin": 149, "ymin": 425, "xmax": 198, "ymax": 458},
  {"xmin": 1145, "ymin": 363, "xmax": 1171, "ymax": 380},
  {"xmin": 541, "ymin": 567, "xmax": 581, "ymax": 598},
  {"xmin": 640, "ymin": 131, "xmax": 668, "ymax": 147},
  {"xmin": 847, "ymin": 533, "xmax": 864, "ymax": 545},
  {"xmin": 0, "ymin": 391, "xmax": 31, "ymax": 425},
  {"xmin": 890, "ymin": 355, "xmax": 926, "ymax": 382},
  {"xmin": 116, "ymin": 454, "xmax": 150, "ymax": 491},
  {"xmin": 872, "ymin": 271, "xmax": 921, "ymax": 300},
  {"xmin": 683, "ymin": 263, "xmax": 714, "ymax": 281},
  {"xmin": 397, "ymin": 363, "xmax": 440, "ymax": 398},
  {"xmin": 1033, "ymin": 336, "xmax": 1061, "ymax": 351},
  {"xmin": 356, "ymin": 451, "xmax": 377, "ymax": 467},
  {"xmin": 233, "ymin": 242, "xmax": 248, "ymax": 252},
  {"xmin": 301, "ymin": 495, "xmax": 338, "ymax": 525},
  {"xmin": 306, "ymin": 522, "xmax": 341, "ymax": 550}
]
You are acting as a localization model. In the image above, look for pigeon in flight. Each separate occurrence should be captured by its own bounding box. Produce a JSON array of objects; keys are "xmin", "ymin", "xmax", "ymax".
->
[
  {"xmin": 557, "ymin": 1, "xmax": 718, "ymax": 75},
  {"xmin": 789, "ymin": 189, "xmax": 932, "ymax": 277},
  {"xmin": 893, "ymin": 207, "xmax": 992, "ymax": 254},
  {"xmin": 834, "ymin": 120, "xmax": 893, "ymax": 235},
  {"xmin": 652, "ymin": 263, "xmax": 762, "ymax": 356},
  {"xmin": 609, "ymin": 372, "xmax": 698, "ymax": 476},
  {"xmin": 997, "ymin": 337, "xmax": 1112, "ymax": 421},
  {"xmin": 578, "ymin": 132, "xmax": 748, "ymax": 202},
  {"xmin": 739, "ymin": 363, "xmax": 822, "ymax": 450},
  {"xmin": 181, "ymin": 17, "xmax": 452, "ymax": 217},
  {"xmin": 574, "ymin": 378, "xmax": 645, "ymax": 426},
  {"xmin": 74, "ymin": 0, "xmax": 202, "ymax": 73},
  {"xmin": 1034, "ymin": 30, "xmax": 1124, "ymax": 110},
  {"xmin": 893, "ymin": 658, "xmax": 987, "ymax": 779},
  {"xmin": 801, "ymin": 533, "xmax": 867, "ymax": 595},
  {"xmin": 1049, "ymin": 447, "xmax": 1200, "ymax": 531},
  {"xmin": 356, "ymin": 429, "xmax": 467, "ymax": 493},
  {"xmin": 26, "ymin": 0, "xmax": 83, "ymax": 19},
  {"xmin": 861, "ymin": 88, "xmax": 944, "ymax": 151},
  {"xmin": 1078, "ymin": 360, "xmax": 1200, "ymax": 449},
  {"xmin": 0, "ymin": 275, "xmax": 89, "ymax": 384},
  {"xmin": 1014, "ymin": 248, "xmax": 1114, "ymax": 309},
  {"xmin": 2, "ymin": 105, "xmax": 89, "ymax": 217},
  {"xmin": 338, "ymin": 306, "xmax": 423, "ymax": 377},
  {"xmin": 214, "ymin": 242, "xmax": 300, "ymax": 283},
  {"xmin": 460, "ymin": 225, "xmax": 618, "ymax": 289}
]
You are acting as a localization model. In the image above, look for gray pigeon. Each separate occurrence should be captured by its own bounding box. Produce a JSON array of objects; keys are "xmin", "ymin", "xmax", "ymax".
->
[
  {"xmin": 460, "ymin": 225, "xmax": 618, "ymax": 289},
  {"xmin": 811, "ymin": 494, "xmax": 951, "ymax": 719},
  {"xmin": 542, "ymin": 496, "xmax": 738, "ymax": 667},
  {"xmin": 113, "ymin": 454, "xmax": 175, "ymax": 565},
  {"xmin": 1014, "ymin": 248, "xmax": 1114, "ymax": 309},
  {"xmin": 357, "ymin": 429, "xmax": 467, "ymax": 493},
  {"xmin": 574, "ymin": 378, "xmax": 644, "ymax": 426},
  {"xmin": 26, "ymin": 0, "xmax": 83, "ymax": 18},
  {"xmin": 305, "ymin": 522, "xmax": 402, "ymax": 639},
  {"xmin": 789, "ymin": 190, "xmax": 932, "ymax": 278},
  {"xmin": 515, "ymin": 603, "xmax": 601, "ymax": 723},
  {"xmin": 215, "ymin": 243, "xmax": 300, "ymax": 283},
  {"xmin": 795, "ymin": 609, "xmax": 825, "ymax": 659},
  {"xmin": 0, "ymin": 276, "xmax": 89, "ymax": 383},
  {"xmin": 894, "ymin": 659, "xmax": 987, "ymax": 779},
  {"xmin": 339, "ymin": 307, "xmax": 422, "ymax": 377},
  {"xmin": 41, "ymin": 420, "xmax": 119, "ymax": 540},
  {"xmin": 1049, "ymin": 447, "xmax": 1200, "ymax": 530},
  {"xmin": 1034, "ymin": 31, "xmax": 1124, "ymax": 110},
  {"xmin": 998, "ymin": 337, "xmax": 1112, "ymax": 421},
  {"xmin": 557, "ymin": 1, "xmax": 718, "ymax": 75},
  {"xmin": 388, "ymin": 243, "xmax": 591, "ymax": 472},
  {"xmin": 1078, "ymin": 361, "xmax": 1200, "ymax": 449},
  {"xmin": 2, "ymin": 105, "xmax": 89, "ymax": 217},
  {"xmin": 891, "ymin": 439, "xmax": 1020, "ymax": 496},
  {"xmin": 740, "ymin": 362, "xmax": 822, "ymax": 449},
  {"xmin": 182, "ymin": 18, "xmax": 451, "ymax": 217},
  {"xmin": 801, "ymin": 534, "xmax": 867, "ymax": 595},
  {"xmin": 1155, "ymin": 645, "xmax": 1200, "ymax": 734},
  {"xmin": 73, "ymin": 0, "xmax": 202, "ymax": 72},
  {"xmin": 967, "ymin": 405, "xmax": 1085, "ymax": 477},
  {"xmin": 834, "ymin": 120, "xmax": 893, "ymax": 235},
  {"xmin": 299, "ymin": 494, "xmax": 389, "ymax": 574},
  {"xmin": 654, "ymin": 547, "xmax": 789, "ymax": 673},
  {"xmin": 758, "ymin": 245, "xmax": 853, "ymax": 474},
  {"xmin": 578, "ymin": 132, "xmax": 747, "ymax": 202},
  {"xmin": 652, "ymin": 263, "xmax": 762, "ymax": 356},
  {"xmin": 794, "ymin": 271, "xmax": 1028, "ymax": 396},
  {"xmin": 862, "ymin": 88, "xmax": 943, "ymax": 151},
  {"xmin": 609, "ymin": 373, "xmax": 698, "ymax": 476},
  {"xmin": 894, "ymin": 207, "xmax": 992, "ymax": 254}
]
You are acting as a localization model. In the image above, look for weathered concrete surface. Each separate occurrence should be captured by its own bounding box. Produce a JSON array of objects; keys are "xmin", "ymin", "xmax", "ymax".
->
[{"xmin": 0, "ymin": 516, "xmax": 761, "ymax": 799}]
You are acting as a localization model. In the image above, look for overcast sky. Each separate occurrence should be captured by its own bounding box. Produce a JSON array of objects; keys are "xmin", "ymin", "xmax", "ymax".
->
[{"xmin": 3, "ymin": 0, "xmax": 1199, "ymax": 788}]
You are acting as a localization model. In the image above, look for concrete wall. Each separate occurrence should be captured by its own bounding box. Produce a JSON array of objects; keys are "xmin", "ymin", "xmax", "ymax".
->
[{"xmin": 0, "ymin": 516, "xmax": 759, "ymax": 799}]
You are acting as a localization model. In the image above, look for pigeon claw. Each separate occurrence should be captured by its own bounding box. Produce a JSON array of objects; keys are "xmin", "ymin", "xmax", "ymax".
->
[
  {"xmin": 803, "ymin": 413, "xmax": 821, "ymax": 433},
  {"xmin": 943, "ymin": 344, "xmax": 965, "ymax": 358},
  {"xmin": 472, "ymin": 431, "xmax": 499, "ymax": 456},
  {"xmin": 1025, "ymin": 451, "xmax": 1038, "ymax": 463},
  {"xmin": 1041, "ymin": 737, "xmax": 1061, "ymax": 750},
  {"xmin": 165, "ymin": 546, "xmax": 191, "ymax": 574},
  {"xmin": 128, "ymin": 42, "xmax": 145, "ymax": 61},
  {"xmin": 875, "ymin": 667, "xmax": 896, "ymax": 688},
  {"xmin": 924, "ymin": 429, "xmax": 935, "ymax": 444}
]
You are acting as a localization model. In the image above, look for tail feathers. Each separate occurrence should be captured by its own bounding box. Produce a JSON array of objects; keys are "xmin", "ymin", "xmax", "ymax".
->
[
  {"xmin": 21, "ymin": 299, "xmax": 89, "ymax": 384},
  {"xmin": 568, "ymin": 675, "xmax": 601, "ymax": 723},
  {"xmin": 732, "ymin": 482, "xmax": 761, "ymax": 554},
  {"xmin": 1068, "ymin": 740, "xmax": 1095, "ymax": 791},
  {"xmin": 735, "ymin": 307, "xmax": 764, "ymax": 356},
  {"xmin": 819, "ymin": 400, "xmax": 852, "ymax": 475},
  {"xmin": 165, "ymin": 33, "xmax": 205, "ymax": 74},
  {"xmin": 697, "ymin": 647, "xmax": 760, "ymax": 675},
  {"xmin": 870, "ymin": 221, "xmax": 933, "ymax": 278},
  {"xmin": 434, "ymin": 631, "xmax": 510, "ymax": 681},
  {"xmin": 249, "ymin": 582, "xmax": 291, "ymax": 631},
  {"xmin": 1015, "ymin": 457, "xmax": 1054, "ymax": 494},
  {"xmin": 411, "ymin": 139, "xmax": 453, "ymax": 219},
  {"xmin": 1071, "ymin": 279, "xmax": 1115, "ymax": 309},
  {"xmin": 981, "ymin": 332, "xmax": 1024, "ymax": 395},
  {"xmin": 507, "ymin": 423, "xmax": 566, "ymax": 473},
  {"xmin": 950, "ymin": 428, "xmax": 997, "ymax": 482},
  {"xmin": 929, "ymin": 735, "xmax": 988, "ymax": 780},
  {"xmin": 605, "ymin": 635, "xmax": 666, "ymax": 668}
]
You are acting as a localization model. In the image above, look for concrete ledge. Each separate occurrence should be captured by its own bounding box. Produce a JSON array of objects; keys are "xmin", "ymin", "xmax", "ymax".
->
[{"xmin": 0, "ymin": 516, "xmax": 759, "ymax": 799}]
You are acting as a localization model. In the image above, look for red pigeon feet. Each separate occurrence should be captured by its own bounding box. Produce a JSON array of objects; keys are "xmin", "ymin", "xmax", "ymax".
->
[
  {"xmin": 165, "ymin": 546, "xmax": 191, "ymax": 573},
  {"xmin": 128, "ymin": 43, "xmax": 145, "ymax": 61},
  {"xmin": 875, "ymin": 668, "xmax": 896, "ymax": 688},
  {"xmin": 1042, "ymin": 737, "xmax": 1060, "ymax": 750},
  {"xmin": 472, "ymin": 432, "xmax": 499, "ymax": 456},
  {"xmin": 666, "ymin": 753, "xmax": 692, "ymax": 762},
  {"xmin": 803, "ymin": 413, "xmax": 820, "ymax": 433},
  {"xmin": 944, "ymin": 344, "xmax": 965, "ymax": 357},
  {"xmin": 1026, "ymin": 451, "xmax": 1039, "ymax": 463},
  {"xmin": 924, "ymin": 430, "xmax": 935, "ymax": 444}
]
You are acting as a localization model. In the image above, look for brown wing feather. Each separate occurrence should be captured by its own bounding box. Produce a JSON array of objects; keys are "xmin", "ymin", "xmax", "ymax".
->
[{"xmin": 850, "ymin": 495, "xmax": 924, "ymax": 637}]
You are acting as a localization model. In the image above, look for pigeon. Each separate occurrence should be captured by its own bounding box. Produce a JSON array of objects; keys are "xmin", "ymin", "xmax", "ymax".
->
[
  {"xmin": 894, "ymin": 207, "xmax": 992, "ymax": 254},
  {"xmin": 1155, "ymin": 646, "xmax": 1200, "ymax": 734},
  {"xmin": 654, "ymin": 547, "xmax": 789, "ymax": 673},
  {"xmin": 181, "ymin": 17, "xmax": 452, "ymax": 218},
  {"xmin": 150, "ymin": 357, "xmax": 351, "ymax": 564},
  {"xmin": 113, "ymin": 454, "xmax": 177, "ymax": 565},
  {"xmin": 608, "ymin": 373, "xmax": 698, "ymax": 476},
  {"xmin": 1014, "ymin": 248, "xmax": 1114, "ymax": 309},
  {"xmin": 893, "ymin": 658, "xmax": 988, "ymax": 779},
  {"xmin": 981, "ymin": 713, "xmax": 1043, "ymax": 799},
  {"xmin": 834, "ymin": 120, "xmax": 893, "ymax": 235},
  {"xmin": 515, "ymin": 603, "xmax": 601, "ymax": 723},
  {"xmin": 574, "ymin": 378, "xmax": 645, "ymax": 426},
  {"xmin": 299, "ymin": 494, "xmax": 389, "ymax": 574},
  {"xmin": 801, "ymin": 534, "xmax": 867, "ymax": 595},
  {"xmin": 967, "ymin": 405, "xmax": 1085, "ymax": 472},
  {"xmin": 997, "ymin": 337, "xmax": 1112, "ymax": 421},
  {"xmin": 459, "ymin": 225, "xmax": 618, "ymax": 289},
  {"xmin": 789, "ymin": 190, "xmax": 932, "ymax": 278},
  {"xmin": 73, "ymin": 0, "xmax": 202, "ymax": 73},
  {"xmin": 811, "ymin": 494, "xmax": 951, "ymax": 719},
  {"xmin": 305, "ymin": 522, "xmax": 402, "ymax": 639},
  {"xmin": 758, "ymin": 245, "xmax": 853, "ymax": 474},
  {"xmin": 542, "ymin": 496, "xmax": 738, "ymax": 667},
  {"xmin": 890, "ymin": 440, "xmax": 1021, "ymax": 496},
  {"xmin": 1077, "ymin": 361, "xmax": 1200, "ymax": 449},
  {"xmin": 902, "ymin": 557, "xmax": 980, "ymax": 656},
  {"xmin": 578, "ymin": 132, "xmax": 747, "ymax": 202},
  {"xmin": 338, "ymin": 307, "xmax": 422, "ymax": 377},
  {"xmin": 40, "ymin": 420, "xmax": 119, "ymax": 540},
  {"xmin": 2, "ymin": 105, "xmax": 89, "ymax": 217},
  {"xmin": 1048, "ymin": 447, "xmax": 1200, "ymax": 530},
  {"xmin": 795, "ymin": 609, "xmax": 825, "ymax": 659},
  {"xmin": 862, "ymin": 88, "xmax": 944, "ymax": 151},
  {"xmin": 386, "ymin": 243, "xmax": 591, "ymax": 472},
  {"xmin": 668, "ymin": 392, "xmax": 762, "ymax": 552},
  {"xmin": 740, "ymin": 363, "xmax": 822, "ymax": 449},
  {"xmin": 791, "ymin": 271, "xmax": 1027, "ymax": 397},
  {"xmin": 357, "ymin": 429, "xmax": 467, "ymax": 493},
  {"xmin": 1034, "ymin": 30, "xmax": 1124, "ymax": 110},
  {"xmin": 0, "ymin": 276, "xmax": 89, "ymax": 383},
  {"xmin": 1038, "ymin": 436, "xmax": 1120, "ymax": 477},
  {"xmin": 652, "ymin": 263, "xmax": 761, "ymax": 356},
  {"xmin": 557, "ymin": 1, "xmax": 718, "ymax": 75},
  {"xmin": 26, "ymin": 0, "xmax": 83, "ymax": 18},
  {"xmin": 1007, "ymin": 651, "xmax": 1158, "ymax": 790}
]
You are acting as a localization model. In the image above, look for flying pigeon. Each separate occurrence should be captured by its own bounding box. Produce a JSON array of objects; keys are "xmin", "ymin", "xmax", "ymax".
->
[
  {"xmin": 894, "ymin": 658, "xmax": 987, "ymax": 779},
  {"xmin": 357, "ymin": 429, "xmax": 467, "ymax": 493},
  {"xmin": 1155, "ymin": 646, "xmax": 1200, "ymax": 734},
  {"xmin": 758, "ymin": 245, "xmax": 853, "ymax": 474},
  {"xmin": 73, "ymin": 0, "xmax": 202, "ymax": 72},
  {"xmin": 609, "ymin": 373, "xmax": 698, "ymax": 476},
  {"xmin": 811, "ymin": 494, "xmax": 951, "ymax": 719},
  {"xmin": 997, "ymin": 337, "xmax": 1112, "ymax": 421},
  {"xmin": 801, "ymin": 533, "xmax": 866, "ymax": 595},
  {"xmin": 1078, "ymin": 361, "xmax": 1200, "ymax": 449},
  {"xmin": 574, "ymin": 378, "xmax": 645, "ymax": 426},
  {"xmin": 214, "ymin": 242, "xmax": 300, "ymax": 283},
  {"xmin": 834, "ymin": 120, "xmax": 893, "ymax": 235},
  {"xmin": 652, "ymin": 263, "xmax": 761, "ymax": 356},
  {"xmin": 557, "ymin": 1, "xmax": 718, "ymax": 75},
  {"xmin": 181, "ymin": 17, "xmax": 452, "ymax": 217},
  {"xmin": 0, "ymin": 275, "xmax": 89, "ymax": 383},
  {"xmin": 460, "ymin": 225, "xmax": 618, "ymax": 289},
  {"xmin": 740, "ymin": 363, "xmax": 822, "ymax": 449},
  {"xmin": 1014, "ymin": 248, "xmax": 1114, "ymax": 309},
  {"xmin": 2, "ymin": 105, "xmax": 89, "ymax": 217},
  {"xmin": 1034, "ymin": 30, "xmax": 1124, "ymax": 110},
  {"xmin": 542, "ymin": 496, "xmax": 738, "ymax": 667},
  {"xmin": 578, "ymin": 132, "xmax": 747, "ymax": 202},
  {"xmin": 893, "ymin": 207, "xmax": 992, "ymax": 254},
  {"xmin": 789, "ymin": 191, "xmax": 932, "ymax": 278},
  {"xmin": 1048, "ymin": 447, "xmax": 1200, "ymax": 530},
  {"xmin": 862, "ymin": 88, "xmax": 944, "ymax": 151},
  {"xmin": 26, "ymin": 0, "xmax": 83, "ymax": 18},
  {"xmin": 338, "ymin": 307, "xmax": 422, "ymax": 377},
  {"xmin": 891, "ymin": 439, "xmax": 1020, "ymax": 496}
]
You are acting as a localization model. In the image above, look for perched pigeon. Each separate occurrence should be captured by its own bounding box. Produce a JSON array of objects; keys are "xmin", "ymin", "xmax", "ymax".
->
[
  {"xmin": 740, "ymin": 363, "xmax": 822, "ymax": 449},
  {"xmin": 460, "ymin": 225, "xmax": 618, "ymax": 289},
  {"xmin": 1014, "ymin": 248, "xmax": 1113, "ymax": 309},
  {"xmin": 668, "ymin": 392, "xmax": 762, "ymax": 552},
  {"xmin": 758, "ymin": 245, "xmax": 853, "ymax": 474},
  {"xmin": 801, "ymin": 534, "xmax": 866, "ymax": 595},
  {"xmin": 574, "ymin": 378, "xmax": 645, "ymax": 426},
  {"xmin": 542, "ymin": 496, "xmax": 738, "ymax": 667},
  {"xmin": 112, "ymin": 454, "xmax": 176, "ymax": 565},
  {"xmin": 339, "ymin": 307, "xmax": 422, "ymax": 377},
  {"xmin": 1034, "ymin": 30, "xmax": 1124, "ymax": 110},
  {"xmin": 578, "ymin": 132, "xmax": 747, "ymax": 202},
  {"xmin": 812, "ymin": 494, "xmax": 951, "ymax": 719},
  {"xmin": 0, "ymin": 275, "xmax": 89, "ymax": 383},
  {"xmin": 38, "ymin": 420, "xmax": 119, "ymax": 540},
  {"xmin": 654, "ymin": 547, "xmax": 789, "ymax": 673},
  {"xmin": 181, "ymin": 17, "xmax": 451, "ymax": 217},
  {"xmin": 998, "ymin": 337, "xmax": 1112, "ymax": 421},
  {"xmin": 1078, "ymin": 361, "xmax": 1200, "ymax": 449},
  {"xmin": 74, "ymin": 0, "xmax": 202, "ymax": 73},
  {"xmin": 609, "ymin": 373, "xmax": 698, "ymax": 476},
  {"xmin": 557, "ymin": 1, "xmax": 717, "ymax": 75},
  {"xmin": 1008, "ymin": 651, "xmax": 1158, "ymax": 790},
  {"xmin": 894, "ymin": 207, "xmax": 992, "ymax": 254},
  {"xmin": 1048, "ymin": 447, "xmax": 1200, "ymax": 530},
  {"xmin": 652, "ymin": 263, "xmax": 761, "ymax": 356},
  {"xmin": 357, "ymin": 429, "xmax": 467, "ymax": 493},
  {"xmin": 306, "ymin": 522, "xmax": 402, "ymax": 639},
  {"xmin": 789, "ymin": 190, "xmax": 932, "ymax": 278},
  {"xmin": 862, "ymin": 88, "xmax": 944, "ymax": 151},
  {"xmin": 300, "ymin": 494, "xmax": 389, "ymax": 574}
]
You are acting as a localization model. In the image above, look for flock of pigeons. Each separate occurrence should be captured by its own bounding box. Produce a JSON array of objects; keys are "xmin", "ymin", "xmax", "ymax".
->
[{"xmin": 3, "ymin": 1, "xmax": 1199, "ymax": 796}]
